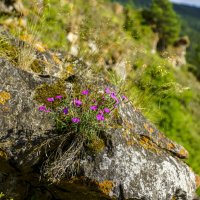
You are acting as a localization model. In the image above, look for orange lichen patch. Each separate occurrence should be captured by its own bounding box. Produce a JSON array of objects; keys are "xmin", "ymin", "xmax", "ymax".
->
[
  {"xmin": 177, "ymin": 148, "xmax": 189, "ymax": 159},
  {"xmin": 97, "ymin": 180, "xmax": 114, "ymax": 196},
  {"xmin": 149, "ymin": 127, "xmax": 154, "ymax": 134},
  {"xmin": 0, "ymin": 91, "xmax": 11, "ymax": 105},
  {"xmin": 68, "ymin": 177, "xmax": 113, "ymax": 196},
  {"xmin": 140, "ymin": 136, "xmax": 150, "ymax": 145},
  {"xmin": 139, "ymin": 136, "xmax": 160, "ymax": 154},
  {"xmin": 143, "ymin": 123, "xmax": 154, "ymax": 134},
  {"xmin": 166, "ymin": 143, "xmax": 175, "ymax": 150},
  {"xmin": 195, "ymin": 175, "xmax": 200, "ymax": 188},
  {"xmin": 127, "ymin": 139, "xmax": 135, "ymax": 146}
]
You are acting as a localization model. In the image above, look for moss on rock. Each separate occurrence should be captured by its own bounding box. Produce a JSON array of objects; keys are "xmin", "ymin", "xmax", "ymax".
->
[
  {"xmin": 86, "ymin": 137, "xmax": 105, "ymax": 154},
  {"xmin": 30, "ymin": 59, "xmax": 44, "ymax": 74},
  {"xmin": 34, "ymin": 80, "xmax": 66, "ymax": 108}
]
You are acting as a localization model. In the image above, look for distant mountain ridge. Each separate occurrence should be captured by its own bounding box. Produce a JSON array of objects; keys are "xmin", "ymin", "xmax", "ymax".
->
[
  {"xmin": 173, "ymin": 4, "xmax": 200, "ymax": 32},
  {"xmin": 173, "ymin": 3, "xmax": 200, "ymax": 19}
]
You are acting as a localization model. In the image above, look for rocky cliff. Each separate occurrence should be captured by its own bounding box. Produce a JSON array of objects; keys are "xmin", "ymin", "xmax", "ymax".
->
[{"xmin": 0, "ymin": 46, "xmax": 198, "ymax": 199}]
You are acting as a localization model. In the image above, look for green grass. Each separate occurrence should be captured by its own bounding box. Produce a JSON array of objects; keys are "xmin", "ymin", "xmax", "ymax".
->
[{"xmin": 126, "ymin": 52, "xmax": 200, "ymax": 180}]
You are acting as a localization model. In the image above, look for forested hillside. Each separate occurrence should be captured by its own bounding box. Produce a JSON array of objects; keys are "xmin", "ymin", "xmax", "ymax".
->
[
  {"xmin": 116, "ymin": 0, "xmax": 200, "ymax": 79},
  {"xmin": 173, "ymin": 4, "xmax": 200, "ymax": 79}
]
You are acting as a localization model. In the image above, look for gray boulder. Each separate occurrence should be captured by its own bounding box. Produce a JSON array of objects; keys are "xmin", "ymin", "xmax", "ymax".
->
[{"xmin": 0, "ymin": 57, "xmax": 198, "ymax": 200}]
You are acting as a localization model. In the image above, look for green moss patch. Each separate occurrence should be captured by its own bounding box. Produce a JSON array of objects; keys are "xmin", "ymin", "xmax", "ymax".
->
[{"xmin": 34, "ymin": 81, "xmax": 66, "ymax": 108}]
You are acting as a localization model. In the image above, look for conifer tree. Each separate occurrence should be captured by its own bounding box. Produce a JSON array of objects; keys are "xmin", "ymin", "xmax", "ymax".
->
[{"xmin": 150, "ymin": 0, "xmax": 180, "ymax": 50}]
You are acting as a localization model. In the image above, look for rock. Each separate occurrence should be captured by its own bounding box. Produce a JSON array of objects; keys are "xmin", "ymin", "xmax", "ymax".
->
[
  {"xmin": 193, "ymin": 195, "xmax": 200, "ymax": 200},
  {"xmin": 114, "ymin": 60, "xmax": 127, "ymax": 80},
  {"xmin": 170, "ymin": 36, "xmax": 190, "ymax": 67},
  {"xmin": 0, "ymin": 57, "xmax": 197, "ymax": 199},
  {"xmin": 0, "ymin": 0, "xmax": 26, "ymax": 15},
  {"xmin": 151, "ymin": 32, "xmax": 159, "ymax": 54},
  {"xmin": 88, "ymin": 40, "xmax": 98, "ymax": 53},
  {"xmin": 81, "ymin": 101, "xmax": 195, "ymax": 199},
  {"xmin": 0, "ymin": 58, "xmax": 56, "ymax": 163}
]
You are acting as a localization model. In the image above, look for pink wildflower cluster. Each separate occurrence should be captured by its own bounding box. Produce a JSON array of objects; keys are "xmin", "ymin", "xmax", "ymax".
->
[{"xmin": 38, "ymin": 87, "xmax": 127, "ymax": 124}]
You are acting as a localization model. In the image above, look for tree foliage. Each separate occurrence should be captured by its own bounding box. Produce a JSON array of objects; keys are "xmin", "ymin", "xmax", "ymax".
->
[{"xmin": 148, "ymin": 0, "xmax": 181, "ymax": 50}]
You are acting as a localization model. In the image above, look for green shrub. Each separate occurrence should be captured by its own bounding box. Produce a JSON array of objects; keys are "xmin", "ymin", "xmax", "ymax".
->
[{"xmin": 126, "ymin": 52, "xmax": 200, "ymax": 182}]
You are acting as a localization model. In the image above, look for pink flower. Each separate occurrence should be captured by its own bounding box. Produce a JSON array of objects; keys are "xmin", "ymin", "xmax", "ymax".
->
[
  {"xmin": 74, "ymin": 99, "xmax": 82, "ymax": 107},
  {"xmin": 47, "ymin": 97, "xmax": 54, "ymax": 102},
  {"xmin": 110, "ymin": 92, "xmax": 119, "ymax": 103},
  {"xmin": 110, "ymin": 92, "xmax": 116, "ymax": 99},
  {"xmin": 90, "ymin": 105, "xmax": 98, "ymax": 111},
  {"xmin": 105, "ymin": 87, "xmax": 111, "ymax": 94},
  {"xmin": 122, "ymin": 95, "xmax": 128, "ymax": 101},
  {"xmin": 81, "ymin": 90, "xmax": 89, "ymax": 95},
  {"xmin": 72, "ymin": 117, "xmax": 81, "ymax": 123},
  {"xmin": 55, "ymin": 95, "xmax": 62, "ymax": 99},
  {"xmin": 44, "ymin": 109, "xmax": 51, "ymax": 113},
  {"xmin": 104, "ymin": 108, "xmax": 110, "ymax": 113},
  {"xmin": 63, "ymin": 108, "xmax": 69, "ymax": 114},
  {"xmin": 38, "ymin": 105, "xmax": 46, "ymax": 111},
  {"xmin": 96, "ymin": 113, "xmax": 105, "ymax": 121}
]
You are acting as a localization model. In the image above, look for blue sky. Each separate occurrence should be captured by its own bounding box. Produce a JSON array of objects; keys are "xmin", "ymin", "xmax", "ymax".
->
[{"xmin": 171, "ymin": 0, "xmax": 200, "ymax": 7}]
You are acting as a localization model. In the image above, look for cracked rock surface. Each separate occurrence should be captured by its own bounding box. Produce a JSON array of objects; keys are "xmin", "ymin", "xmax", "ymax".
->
[{"xmin": 0, "ymin": 58, "xmax": 197, "ymax": 200}]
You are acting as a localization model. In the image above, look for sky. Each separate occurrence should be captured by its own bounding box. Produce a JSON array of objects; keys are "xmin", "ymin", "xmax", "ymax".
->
[{"xmin": 171, "ymin": 0, "xmax": 200, "ymax": 7}]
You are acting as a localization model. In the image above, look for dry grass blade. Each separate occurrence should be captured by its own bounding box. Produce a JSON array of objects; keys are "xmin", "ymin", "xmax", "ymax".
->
[
  {"xmin": 17, "ymin": 41, "xmax": 36, "ymax": 71},
  {"xmin": 39, "ymin": 132, "xmax": 85, "ymax": 183}
]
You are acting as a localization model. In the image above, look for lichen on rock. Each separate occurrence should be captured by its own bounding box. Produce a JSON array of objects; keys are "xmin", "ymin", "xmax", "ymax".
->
[
  {"xmin": 0, "ymin": 91, "xmax": 11, "ymax": 105},
  {"xmin": 0, "ymin": 54, "xmax": 198, "ymax": 199}
]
